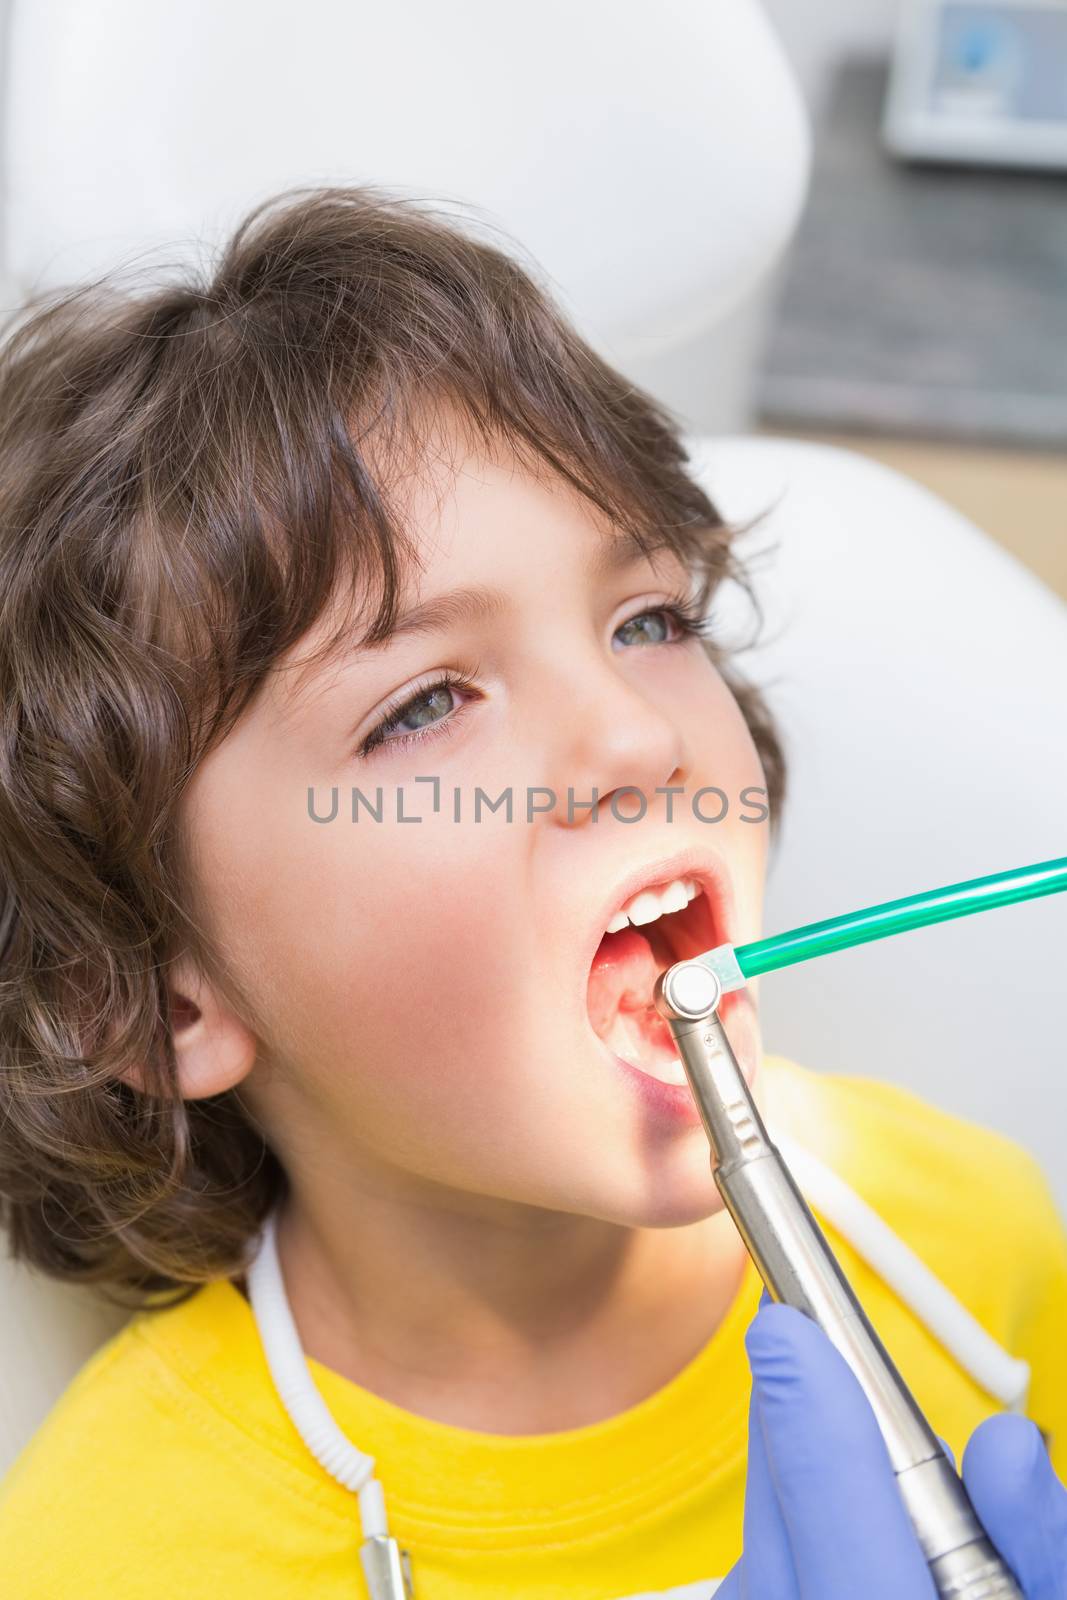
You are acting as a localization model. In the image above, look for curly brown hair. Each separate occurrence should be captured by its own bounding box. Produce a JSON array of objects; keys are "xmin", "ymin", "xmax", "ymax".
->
[{"xmin": 0, "ymin": 185, "xmax": 787, "ymax": 1312}]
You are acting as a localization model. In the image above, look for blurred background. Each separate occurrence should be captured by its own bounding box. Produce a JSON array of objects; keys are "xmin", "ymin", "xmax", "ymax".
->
[
  {"xmin": 632, "ymin": 0, "xmax": 1067, "ymax": 602},
  {"xmin": 754, "ymin": 0, "xmax": 1067, "ymax": 603}
]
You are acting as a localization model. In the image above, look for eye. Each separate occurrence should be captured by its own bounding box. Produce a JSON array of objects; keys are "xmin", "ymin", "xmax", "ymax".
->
[
  {"xmin": 359, "ymin": 669, "xmax": 475, "ymax": 758},
  {"xmin": 613, "ymin": 598, "xmax": 716, "ymax": 651}
]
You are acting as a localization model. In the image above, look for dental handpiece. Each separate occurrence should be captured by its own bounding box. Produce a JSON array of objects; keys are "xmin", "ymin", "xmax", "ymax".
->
[
  {"xmin": 654, "ymin": 962, "xmax": 1022, "ymax": 1599},
  {"xmin": 650, "ymin": 853, "xmax": 1067, "ymax": 1600}
]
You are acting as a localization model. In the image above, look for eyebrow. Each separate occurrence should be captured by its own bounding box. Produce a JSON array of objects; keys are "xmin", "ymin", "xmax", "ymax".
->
[
  {"xmin": 360, "ymin": 583, "xmax": 508, "ymax": 650},
  {"xmin": 357, "ymin": 526, "xmax": 663, "ymax": 654},
  {"xmin": 283, "ymin": 525, "xmax": 671, "ymax": 712}
]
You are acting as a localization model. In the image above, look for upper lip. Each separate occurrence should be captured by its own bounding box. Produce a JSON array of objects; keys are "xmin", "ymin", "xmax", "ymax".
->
[{"xmin": 578, "ymin": 844, "xmax": 738, "ymax": 995}]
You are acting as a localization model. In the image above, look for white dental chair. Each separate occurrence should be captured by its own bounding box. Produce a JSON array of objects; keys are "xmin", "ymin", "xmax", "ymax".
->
[{"xmin": 1, "ymin": 0, "xmax": 1065, "ymax": 1478}]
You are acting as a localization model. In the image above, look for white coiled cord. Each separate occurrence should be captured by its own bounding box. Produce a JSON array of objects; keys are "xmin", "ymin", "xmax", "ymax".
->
[{"xmin": 244, "ymin": 1206, "xmax": 392, "ymax": 1541}]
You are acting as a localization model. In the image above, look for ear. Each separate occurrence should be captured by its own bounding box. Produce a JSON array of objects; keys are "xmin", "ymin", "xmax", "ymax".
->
[{"xmin": 121, "ymin": 952, "xmax": 258, "ymax": 1100}]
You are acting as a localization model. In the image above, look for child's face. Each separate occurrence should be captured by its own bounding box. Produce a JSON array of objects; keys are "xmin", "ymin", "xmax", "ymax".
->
[{"xmin": 176, "ymin": 414, "xmax": 768, "ymax": 1228}]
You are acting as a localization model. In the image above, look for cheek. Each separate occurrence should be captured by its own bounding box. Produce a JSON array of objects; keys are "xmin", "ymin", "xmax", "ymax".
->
[
  {"xmin": 228, "ymin": 809, "xmax": 528, "ymax": 1093},
  {"xmin": 709, "ymin": 674, "xmax": 766, "ymax": 775},
  {"xmin": 670, "ymin": 649, "xmax": 766, "ymax": 780},
  {"xmin": 694, "ymin": 674, "xmax": 772, "ymax": 933}
]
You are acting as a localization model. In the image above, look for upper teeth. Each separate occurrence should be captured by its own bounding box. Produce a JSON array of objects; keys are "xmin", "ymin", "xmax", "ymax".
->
[{"xmin": 604, "ymin": 877, "xmax": 700, "ymax": 935}]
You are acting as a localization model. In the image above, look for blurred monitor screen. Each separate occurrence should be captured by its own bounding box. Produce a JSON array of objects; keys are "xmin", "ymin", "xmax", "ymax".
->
[{"xmin": 883, "ymin": 0, "xmax": 1067, "ymax": 167}]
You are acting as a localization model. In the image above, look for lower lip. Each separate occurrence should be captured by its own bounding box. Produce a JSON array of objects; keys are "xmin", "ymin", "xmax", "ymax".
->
[
  {"xmin": 611, "ymin": 1052, "xmax": 706, "ymax": 1125},
  {"xmin": 600, "ymin": 988, "xmax": 754, "ymax": 1127}
]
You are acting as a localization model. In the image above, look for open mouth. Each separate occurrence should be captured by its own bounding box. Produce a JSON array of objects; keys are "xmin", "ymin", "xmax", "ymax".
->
[{"xmin": 586, "ymin": 875, "xmax": 721, "ymax": 1087}]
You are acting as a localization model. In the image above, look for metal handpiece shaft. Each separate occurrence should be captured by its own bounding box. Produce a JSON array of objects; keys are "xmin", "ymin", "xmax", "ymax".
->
[{"xmin": 655, "ymin": 963, "xmax": 1023, "ymax": 1600}]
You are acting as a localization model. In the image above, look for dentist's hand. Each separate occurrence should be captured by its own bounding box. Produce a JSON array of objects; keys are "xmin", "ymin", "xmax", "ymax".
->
[{"xmin": 716, "ymin": 1298, "xmax": 1067, "ymax": 1598}]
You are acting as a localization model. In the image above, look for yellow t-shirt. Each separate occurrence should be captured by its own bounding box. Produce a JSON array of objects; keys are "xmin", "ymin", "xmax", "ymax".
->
[{"xmin": 3, "ymin": 1055, "xmax": 1067, "ymax": 1599}]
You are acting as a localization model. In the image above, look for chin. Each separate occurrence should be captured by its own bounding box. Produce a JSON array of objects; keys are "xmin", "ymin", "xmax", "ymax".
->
[
  {"xmin": 586, "ymin": 1145, "xmax": 730, "ymax": 1231},
  {"xmin": 638, "ymin": 1186, "xmax": 730, "ymax": 1230}
]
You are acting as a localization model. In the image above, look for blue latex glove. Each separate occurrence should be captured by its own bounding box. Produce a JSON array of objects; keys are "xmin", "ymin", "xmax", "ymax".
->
[{"xmin": 715, "ymin": 1297, "xmax": 1067, "ymax": 1598}]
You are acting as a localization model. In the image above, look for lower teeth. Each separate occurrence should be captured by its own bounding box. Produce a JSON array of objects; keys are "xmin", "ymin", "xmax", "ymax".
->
[
  {"xmin": 587, "ymin": 915, "xmax": 699, "ymax": 1089},
  {"xmin": 601, "ymin": 1000, "xmax": 691, "ymax": 1086}
]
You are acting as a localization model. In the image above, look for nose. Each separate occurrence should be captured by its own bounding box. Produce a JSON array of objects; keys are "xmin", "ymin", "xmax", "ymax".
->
[{"xmin": 548, "ymin": 652, "xmax": 689, "ymax": 829}]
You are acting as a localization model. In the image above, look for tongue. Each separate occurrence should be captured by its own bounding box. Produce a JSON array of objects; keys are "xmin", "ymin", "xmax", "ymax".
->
[{"xmin": 587, "ymin": 925, "xmax": 680, "ymax": 1068}]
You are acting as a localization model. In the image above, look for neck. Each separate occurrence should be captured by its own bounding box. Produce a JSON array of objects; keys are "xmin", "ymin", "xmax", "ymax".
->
[{"xmin": 254, "ymin": 1176, "xmax": 749, "ymax": 1435}]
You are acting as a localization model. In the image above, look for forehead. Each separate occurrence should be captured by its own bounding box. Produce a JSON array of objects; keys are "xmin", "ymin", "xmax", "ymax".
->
[{"xmin": 388, "ymin": 406, "xmax": 601, "ymax": 550}]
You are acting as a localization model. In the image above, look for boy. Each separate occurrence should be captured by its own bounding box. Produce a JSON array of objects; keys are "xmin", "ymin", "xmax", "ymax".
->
[{"xmin": 0, "ymin": 185, "xmax": 1064, "ymax": 1598}]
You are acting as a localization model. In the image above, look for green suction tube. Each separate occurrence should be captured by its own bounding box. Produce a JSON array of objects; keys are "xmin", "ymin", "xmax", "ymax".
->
[{"xmin": 732, "ymin": 855, "xmax": 1067, "ymax": 980}]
